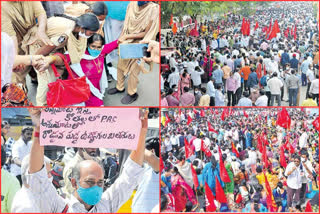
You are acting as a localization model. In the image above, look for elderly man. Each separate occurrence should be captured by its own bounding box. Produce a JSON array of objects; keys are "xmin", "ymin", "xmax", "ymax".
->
[{"xmin": 26, "ymin": 108, "xmax": 148, "ymax": 213}]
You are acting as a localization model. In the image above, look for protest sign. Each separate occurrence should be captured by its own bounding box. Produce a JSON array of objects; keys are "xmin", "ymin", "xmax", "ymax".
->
[{"xmin": 40, "ymin": 108, "xmax": 141, "ymax": 150}]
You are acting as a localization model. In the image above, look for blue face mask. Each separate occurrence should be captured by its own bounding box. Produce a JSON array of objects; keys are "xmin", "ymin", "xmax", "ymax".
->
[
  {"xmin": 88, "ymin": 48, "xmax": 101, "ymax": 57},
  {"xmin": 138, "ymin": 1, "xmax": 148, "ymax": 6},
  {"xmin": 77, "ymin": 184, "xmax": 103, "ymax": 205}
]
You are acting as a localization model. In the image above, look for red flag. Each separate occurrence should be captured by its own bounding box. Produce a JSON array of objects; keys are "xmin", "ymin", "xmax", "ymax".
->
[
  {"xmin": 263, "ymin": 172, "xmax": 277, "ymax": 210},
  {"xmin": 254, "ymin": 21, "xmax": 259, "ymax": 30},
  {"xmin": 221, "ymin": 109, "xmax": 228, "ymax": 121},
  {"xmin": 246, "ymin": 20, "xmax": 250, "ymax": 36},
  {"xmin": 241, "ymin": 17, "xmax": 245, "ymax": 35},
  {"xmin": 294, "ymin": 25, "xmax": 297, "ymax": 40},
  {"xmin": 262, "ymin": 144, "xmax": 269, "ymax": 169},
  {"xmin": 276, "ymin": 108, "xmax": 291, "ymax": 129},
  {"xmin": 305, "ymin": 200, "xmax": 313, "ymax": 212},
  {"xmin": 273, "ymin": 20, "xmax": 280, "ymax": 33},
  {"xmin": 185, "ymin": 138, "xmax": 193, "ymax": 159},
  {"xmin": 169, "ymin": 14, "xmax": 173, "ymax": 26},
  {"xmin": 187, "ymin": 115, "xmax": 193, "ymax": 125},
  {"xmin": 191, "ymin": 166, "xmax": 199, "ymax": 190},
  {"xmin": 193, "ymin": 109, "xmax": 198, "ymax": 115},
  {"xmin": 285, "ymin": 137, "xmax": 295, "ymax": 154},
  {"xmin": 284, "ymin": 27, "xmax": 289, "ymax": 38},
  {"xmin": 210, "ymin": 108, "xmax": 214, "ymax": 115},
  {"xmin": 165, "ymin": 113, "xmax": 171, "ymax": 126},
  {"xmin": 200, "ymin": 109, "xmax": 205, "ymax": 117},
  {"xmin": 312, "ymin": 116, "xmax": 319, "ymax": 131},
  {"xmin": 215, "ymin": 176, "xmax": 227, "ymax": 203},
  {"xmin": 160, "ymin": 157, "xmax": 164, "ymax": 172},
  {"xmin": 243, "ymin": 110, "xmax": 248, "ymax": 118},
  {"xmin": 189, "ymin": 18, "xmax": 192, "ymax": 25},
  {"xmin": 268, "ymin": 24, "xmax": 277, "ymax": 40},
  {"xmin": 279, "ymin": 146, "xmax": 287, "ymax": 168},
  {"xmin": 205, "ymin": 182, "xmax": 216, "ymax": 212},
  {"xmin": 179, "ymin": 108, "xmax": 182, "ymax": 116},
  {"xmin": 215, "ymin": 109, "xmax": 219, "ymax": 115},
  {"xmin": 172, "ymin": 23, "xmax": 177, "ymax": 35},
  {"xmin": 235, "ymin": 193, "xmax": 243, "ymax": 203},
  {"xmin": 207, "ymin": 121, "xmax": 218, "ymax": 133},
  {"xmin": 218, "ymin": 147, "xmax": 231, "ymax": 182},
  {"xmin": 231, "ymin": 142, "xmax": 239, "ymax": 157},
  {"xmin": 201, "ymin": 140, "xmax": 212, "ymax": 157}
]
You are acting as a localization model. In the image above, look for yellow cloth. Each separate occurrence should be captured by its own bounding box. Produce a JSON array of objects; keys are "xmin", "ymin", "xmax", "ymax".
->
[
  {"xmin": 1, "ymin": 169, "xmax": 21, "ymax": 213},
  {"xmin": 1, "ymin": 1, "xmax": 45, "ymax": 54},
  {"xmin": 199, "ymin": 94, "xmax": 210, "ymax": 106},
  {"xmin": 64, "ymin": 3, "xmax": 89, "ymax": 17},
  {"xmin": 301, "ymin": 99, "xmax": 318, "ymax": 106},
  {"xmin": 256, "ymin": 173, "xmax": 265, "ymax": 185}
]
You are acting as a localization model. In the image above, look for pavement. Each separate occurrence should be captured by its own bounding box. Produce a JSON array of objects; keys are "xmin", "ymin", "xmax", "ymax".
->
[{"xmin": 26, "ymin": 63, "xmax": 159, "ymax": 107}]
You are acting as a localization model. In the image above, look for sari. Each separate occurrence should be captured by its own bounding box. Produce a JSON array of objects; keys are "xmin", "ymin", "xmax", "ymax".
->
[
  {"xmin": 171, "ymin": 174, "xmax": 197, "ymax": 212},
  {"xmin": 65, "ymin": 40, "xmax": 119, "ymax": 106}
]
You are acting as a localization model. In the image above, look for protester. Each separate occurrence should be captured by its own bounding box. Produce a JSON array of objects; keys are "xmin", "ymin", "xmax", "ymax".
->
[
  {"xmin": 161, "ymin": 1, "xmax": 319, "ymax": 106},
  {"xmin": 161, "ymin": 107, "xmax": 319, "ymax": 212}
]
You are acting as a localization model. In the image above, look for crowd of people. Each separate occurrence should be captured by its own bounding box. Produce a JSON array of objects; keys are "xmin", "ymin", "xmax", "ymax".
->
[
  {"xmin": 160, "ymin": 108, "xmax": 319, "ymax": 212},
  {"xmin": 161, "ymin": 2, "xmax": 319, "ymax": 107},
  {"xmin": 1, "ymin": 109, "xmax": 159, "ymax": 213},
  {"xmin": 1, "ymin": 1, "xmax": 159, "ymax": 106}
]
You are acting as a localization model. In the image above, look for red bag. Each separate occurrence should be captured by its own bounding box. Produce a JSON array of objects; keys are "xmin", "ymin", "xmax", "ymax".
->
[{"xmin": 47, "ymin": 53, "xmax": 90, "ymax": 106}]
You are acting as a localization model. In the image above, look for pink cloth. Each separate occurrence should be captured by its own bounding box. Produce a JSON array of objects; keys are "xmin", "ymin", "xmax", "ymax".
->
[
  {"xmin": 180, "ymin": 92, "xmax": 195, "ymax": 106},
  {"xmin": 179, "ymin": 74, "xmax": 190, "ymax": 95},
  {"xmin": 66, "ymin": 40, "xmax": 118, "ymax": 106}
]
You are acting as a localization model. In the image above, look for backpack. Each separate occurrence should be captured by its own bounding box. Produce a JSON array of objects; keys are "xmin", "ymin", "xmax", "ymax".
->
[{"xmin": 260, "ymin": 75, "xmax": 267, "ymax": 87}]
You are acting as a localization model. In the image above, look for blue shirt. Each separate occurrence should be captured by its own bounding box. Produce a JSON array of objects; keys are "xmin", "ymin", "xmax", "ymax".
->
[
  {"xmin": 213, "ymin": 69, "xmax": 223, "ymax": 84},
  {"xmin": 289, "ymin": 58, "xmax": 299, "ymax": 69},
  {"xmin": 280, "ymin": 52, "xmax": 290, "ymax": 65},
  {"xmin": 300, "ymin": 60, "xmax": 310, "ymax": 74},
  {"xmin": 247, "ymin": 72, "xmax": 259, "ymax": 88}
]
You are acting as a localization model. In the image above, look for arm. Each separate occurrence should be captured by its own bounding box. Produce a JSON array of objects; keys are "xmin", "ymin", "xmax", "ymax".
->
[
  {"xmin": 101, "ymin": 40, "xmax": 119, "ymax": 56},
  {"xmin": 28, "ymin": 109, "xmax": 44, "ymax": 174},
  {"xmin": 144, "ymin": 149, "xmax": 159, "ymax": 172},
  {"xmin": 130, "ymin": 110, "xmax": 148, "ymax": 166},
  {"xmin": 121, "ymin": 21, "xmax": 153, "ymax": 41}
]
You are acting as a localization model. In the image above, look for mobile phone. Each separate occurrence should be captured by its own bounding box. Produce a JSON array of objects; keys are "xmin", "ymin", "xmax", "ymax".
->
[{"xmin": 119, "ymin": 44, "xmax": 150, "ymax": 59}]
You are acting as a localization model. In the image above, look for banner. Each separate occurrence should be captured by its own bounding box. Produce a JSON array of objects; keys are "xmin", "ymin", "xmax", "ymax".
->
[{"xmin": 40, "ymin": 108, "xmax": 141, "ymax": 150}]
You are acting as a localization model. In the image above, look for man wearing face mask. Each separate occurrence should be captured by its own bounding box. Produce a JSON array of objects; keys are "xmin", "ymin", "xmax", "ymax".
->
[
  {"xmin": 107, "ymin": 1, "xmax": 159, "ymax": 104},
  {"xmin": 63, "ymin": 148, "xmax": 100, "ymax": 199},
  {"xmin": 26, "ymin": 108, "xmax": 149, "ymax": 213},
  {"xmin": 11, "ymin": 126, "xmax": 34, "ymax": 186},
  {"xmin": 299, "ymin": 149, "xmax": 315, "ymax": 204},
  {"xmin": 11, "ymin": 155, "xmax": 52, "ymax": 212}
]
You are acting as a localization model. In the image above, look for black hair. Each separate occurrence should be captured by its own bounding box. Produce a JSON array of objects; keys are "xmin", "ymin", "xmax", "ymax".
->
[
  {"xmin": 160, "ymin": 191, "xmax": 168, "ymax": 211},
  {"xmin": 91, "ymin": 2, "xmax": 108, "ymax": 16},
  {"xmin": 1, "ymin": 145, "xmax": 6, "ymax": 167},
  {"xmin": 145, "ymin": 138, "xmax": 160, "ymax": 158},
  {"xmin": 87, "ymin": 33, "xmax": 105, "ymax": 46},
  {"xmin": 55, "ymin": 13, "xmax": 99, "ymax": 32}
]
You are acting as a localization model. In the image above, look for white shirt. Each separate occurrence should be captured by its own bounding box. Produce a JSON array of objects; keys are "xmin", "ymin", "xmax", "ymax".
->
[
  {"xmin": 207, "ymin": 81, "xmax": 215, "ymax": 97},
  {"xmin": 132, "ymin": 165, "xmax": 159, "ymax": 213},
  {"xmin": 306, "ymin": 69, "xmax": 315, "ymax": 82},
  {"xmin": 170, "ymin": 136, "xmax": 179, "ymax": 146},
  {"xmin": 267, "ymin": 77, "xmax": 283, "ymax": 95},
  {"xmin": 255, "ymin": 95, "xmax": 268, "ymax": 106},
  {"xmin": 26, "ymin": 157, "xmax": 144, "ymax": 213},
  {"xmin": 301, "ymin": 160, "xmax": 314, "ymax": 183},
  {"xmin": 193, "ymin": 138, "xmax": 202, "ymax": 152},
  {"xmin": 310, "ymin": 79, "xmax": 319, "ymax": 94},
  {"xmin": 190, "ymin": 69, "xmax": 204, "ymax": 86},
  {"xmin": 299, "ymin": 132, "xmax": 308, "ymax": 148},
  {"xmin": 11, "ymin": 137, "xmax": 32, "ymax": 176},
  {"xmin": 285, "ymin": 162, "xmax": 302, "ymax": 189},
  {"xmin": 234, "ymin": 72, "xmax": 241, "ymax": 90},
  {"xmin": 164, "ymin": 139, "xmax": 172, "ymax": 152},
  {"xmin": 11, "ymin": 186, "xmax": 43, "ymax": 212},
  {"xmin": 167, "ymin": 72, "xmax": 180, "ymax": 88}
]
